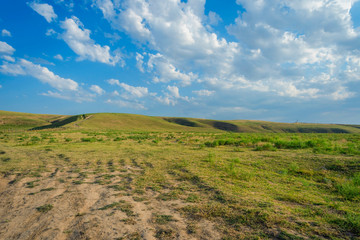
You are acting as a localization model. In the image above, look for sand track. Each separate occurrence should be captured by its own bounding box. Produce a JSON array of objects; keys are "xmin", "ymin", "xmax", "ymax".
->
[{"xmin": 0, "ymin": 165, "xmax": 220, "ymax": 240}]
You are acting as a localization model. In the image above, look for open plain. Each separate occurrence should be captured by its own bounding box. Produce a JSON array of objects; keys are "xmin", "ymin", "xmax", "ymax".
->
[{"xmin": 0, "ymin": 111, "xmax": 359, "ymax": 239}]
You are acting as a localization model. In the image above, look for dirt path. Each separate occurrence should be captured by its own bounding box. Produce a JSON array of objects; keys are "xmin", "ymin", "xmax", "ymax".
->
[
  {"xmin": 73, "ymin": 115, "xmax": 93, "ymax": 128},
  {"xmin": 0, "ymin": 163, "xmax": 221, "ymax": 240}
]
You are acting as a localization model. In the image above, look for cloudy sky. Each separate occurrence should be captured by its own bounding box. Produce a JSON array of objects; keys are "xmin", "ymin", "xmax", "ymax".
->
[{"xmin": 1, "ymin": 0, "xmax": 360, "ymax": 123}]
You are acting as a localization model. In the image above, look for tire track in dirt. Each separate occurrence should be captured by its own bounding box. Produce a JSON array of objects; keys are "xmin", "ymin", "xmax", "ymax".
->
[{"xmin": 0, "ymin": 159, "xmax": 222, "ymax": 239}]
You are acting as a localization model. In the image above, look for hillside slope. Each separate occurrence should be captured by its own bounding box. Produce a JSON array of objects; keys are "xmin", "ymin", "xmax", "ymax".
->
[
  {"xmin": 1, "ymin": 110, "xmax": 360, "ymax": 133},
  {"xmin": 0, "ymin": 110, "xmax": 65, "ymax": 130}
]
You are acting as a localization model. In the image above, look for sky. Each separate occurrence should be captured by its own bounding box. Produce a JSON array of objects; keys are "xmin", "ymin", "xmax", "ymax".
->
[{"xmin": 0, "ymin": 0, "xmax": 360, "ymax": 124}]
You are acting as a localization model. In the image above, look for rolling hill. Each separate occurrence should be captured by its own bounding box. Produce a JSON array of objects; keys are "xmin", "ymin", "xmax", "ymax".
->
[{"xmin": 1, "ymin": 110, "xmax": 360, "ymax": 133}]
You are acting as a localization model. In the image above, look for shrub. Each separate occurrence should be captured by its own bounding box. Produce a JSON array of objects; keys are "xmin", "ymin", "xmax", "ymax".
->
[
  {"xmin": 254, "ymin": 143, "xmax": 276, "ymax": 151},
  {"xmin": 81, "ymin": 137, "xmax": 96, "ymax": 142},
  {"xmin": 36, "ymin": 204, "xmax": 53, "ymax": 213},
  {"xmin": 1, "ymin": 157, "xmax": 11, "ymax": 162},
  {"xmin": 31, "ymin": 136, "xmax": 41, "ymax": 142}
]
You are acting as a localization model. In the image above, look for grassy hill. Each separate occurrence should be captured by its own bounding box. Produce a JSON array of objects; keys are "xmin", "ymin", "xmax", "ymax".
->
[
  {"xmin": 0, "ymin": 110, "xmax": 65, "ymax": 130},
  {"xmin": 1, "ymin": 110, "xmax": 360, "ymax": 133}
]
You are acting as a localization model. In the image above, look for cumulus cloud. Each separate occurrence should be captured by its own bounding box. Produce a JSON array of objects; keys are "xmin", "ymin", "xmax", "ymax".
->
[
  {"xmin": 331, "ymin": 86, "xmax": 355, "ymax": 100},
  {"xmin": 118, "ymin": 83, "xmax": 149, "ymax": 98},
  {"xmin": 156, "ymin": 85, "xmax": 189, "ymax": 106},
  {"xmin": 95, "ymin": 0, "xmax": 239, "ymax": 76},
  {"xmin": 94, "ymin": 0, "xmax": 359, "ymax": 101},
  {"xmin": 107, "ymin": 78, "xmax": 121, "ymax": 86},
  {"xmin": 106, "ymin": 79, "xmax": 190, "ymax": 108},
  {"xmin": 208, "ymin": 11, "xmax": 222, "ymax": 26},
  {"xmin": 1, "ymin": 55, "xmax": 15, "ymax": 62},
  {"xmin": 0, "ymin": 41, "xmax": 15, "ymax": 55},
  {"xmin": 0, "ymin": 57, "xmax": 99, "ymax": 102},
  {"xmin": 135, "ymin": 52, "xmax": 145, "ymax": 72},
  {"xmin": 167, "ymin": 85, "xmax": 180, "ymax": 98},
  {"xmin": 60, "ymin": 16, "xmax": 123, "ymax": 66},
  {"xmin": 147, "ymin": 53, "xmax": 197, "ymax": 86},
  {"xmin": 0, "ymin": 59, "xmax": 78, "ymax": 91},
  {"xmin": 111, "ymin": 90, "xmax": 120, "ymax": 96},
  {"xmin": 1, "ymin": 29, "xmax": 11, "ymax": 37},
  {"xmin": 46, "ymin": 29, "xmax": 57, "ymax": 36},
  {"xmin": 107, "ymin": 79, "xmax": 149, "ymax": 98},
  {"xmin": 28, "ymin": 2, "xmax": 58, "ymax": 23},
  {"xmin": 90, "ymin": 85, "xmax": 105, "ymax": 95},
  {"xmin": 54, "ymin": 54, "xmax": 63, "ymax": 61}
]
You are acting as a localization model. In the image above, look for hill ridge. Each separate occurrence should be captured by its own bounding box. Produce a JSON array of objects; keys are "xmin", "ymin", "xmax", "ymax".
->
[{"xmin": 0, "ymin": 110, "xmax": 359, "ymax": 133}]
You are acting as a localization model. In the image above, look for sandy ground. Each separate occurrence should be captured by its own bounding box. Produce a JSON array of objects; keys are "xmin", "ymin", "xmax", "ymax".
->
[{"xmin": 0, "ymin": 165, "xmax": 221, "ymax": 240}]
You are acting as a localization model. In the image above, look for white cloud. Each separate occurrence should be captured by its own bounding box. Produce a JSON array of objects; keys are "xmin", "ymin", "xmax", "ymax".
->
[
  {"xmin": 208, "ymin": 11, "xmax": 222, "ymax": 26},
  {"xmin": 21, "ymin": 59, "xmax": 78, "ymax": 91},
  {"xmin": 344, "ymin": 54, "xmax": 360, "ymax": 81},
  {"xmin": 135, "ymin": 52, "xmax": 145, "ymax": 72},
  {"xmin": 94, "ymin": 0, "xmax": 116, "ymax": 19},
  {"xmin": 167, "ymin": 85, "xmax": 180, "ymax": 98},
  {"xmin": 156, "ymin": 95, "xmax": 176, "ymax": 106},
  {"xmin": 227, "ymin": 21, "xmax": 334, "ymax": 66},
  {"xmin": 0, "ymin": 61, "xmax": 25, "ymax": 75},
  {"xmin": 1, "ymin": 29, "xmax": 11, "ymax": 37},
  {"xmin": 276, "ymin": 82, "xmax": 320, "ymax": 98},
  {"xmin": 156, "ymin": 85, "xmax": 189, "ymax": 106},
  {"xmin": 118, "ymin": 82, "xmax": 149, "ymax": 98},
  {"xmin": 106, "ymin": 99, "xmax": 146, "ymax": 110},
  {"xmin": 46, "ymin": 29, "xmax": 57, "ymax": 36},
  {"xmin": 60, "ymin": 16, "xmax": 123, "ymax": 66},
  {"xmin": 90, "ymin": 85, "xmax": 105, "ymax": 95},
  {"xmin": 107, "ymin": 79, "xmax": 149, "ymax": 98},
  {"xmin": 0, "ymin": 59, "xmax": 78, "ymax": 91},
  {"xmin": 54, "ymin": 54, "xmax": 63, "ymax": 61},
  {"xmin": 1, "ymin": 55, "xmax": 15, "ymax": 62},
  {"xmin": 104, "ymin": 32, "xmax": 121, "ymax": 43},
  {"xmin": 111, "ymin": 90, "xmax": 120, "ymax": 96},
  {"xmin": 148, "ymin": 53, "xmax": 197, "ymax": 86},
  {"xmin": 29, "ymin": 2, "xmax": 57, "ymax": 23},
  {"xmin": 95, "ymin": 0, "xmax": 239, "ymax": 77},
  {"xmin": 42, "ymin": 90, "xmax": 95, "ymax": 103},
  {"xmin": 0, "ymin": 85, "xmax": 2, "ymax": 88},
  {"xmin": 94, "ymin": 0, "xmax": 360, "ymax": 102},
  {"xmin": 107, "ymin": 78, "xmax": 120, "ymax": 86},
  {"xmin": 331, "ymin": 86, "xmax": 355, "ymax": 100},
  {"xmin": 193, "ymin": 89, "xmax": 215, "ymax": 96},
  {"xmin": 0, "ymin": 41, "xmax": 15, "ymax": 55},
  {"xmin": 106, "ymin": 80, "xmax": 189, "ymax": 108},
  {"xmin": 0, "ymin": 58, "xmax": 98, "ymax": 102}
]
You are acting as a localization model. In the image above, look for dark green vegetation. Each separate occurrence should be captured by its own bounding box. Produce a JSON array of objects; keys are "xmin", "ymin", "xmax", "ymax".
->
[
  {"xmin": 36, "ymin": 204, "xmax": 53, "ymax": 213},
  {"xmin": 0, "ymin": 110, "xmax": 360, "ymax": 239}
]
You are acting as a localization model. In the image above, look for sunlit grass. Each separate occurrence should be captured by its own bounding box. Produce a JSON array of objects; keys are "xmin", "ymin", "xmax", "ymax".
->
[{"xmin": 0, "ymin": 129, "xmax": 359, "ymax": 239}]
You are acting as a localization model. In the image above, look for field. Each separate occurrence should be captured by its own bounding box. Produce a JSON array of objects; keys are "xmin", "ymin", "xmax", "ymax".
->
[{"xmin": 0, "ymin": 111, "xmax": 360, "ymax": 239}]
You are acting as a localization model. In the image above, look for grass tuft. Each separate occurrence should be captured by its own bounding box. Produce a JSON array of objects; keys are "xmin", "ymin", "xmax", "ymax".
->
[{"xmin": 36, "ymin": 204, "xmax": 53, "ymax": 213}]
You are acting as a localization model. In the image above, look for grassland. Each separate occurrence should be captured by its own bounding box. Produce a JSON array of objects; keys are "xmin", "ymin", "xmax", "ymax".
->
[
  {"xmin": 0, "ymin": 111, "xmax": 359, "ymax": 239},
  {"xmin": 2, "ymin": 110, "xmax": 360, "ymax": 133}
]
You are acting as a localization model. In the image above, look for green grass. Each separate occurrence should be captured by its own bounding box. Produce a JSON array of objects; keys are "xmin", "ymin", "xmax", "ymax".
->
[
  {"xmin": 153, "ymin": 214, "xmax": 176, "ymax": 224},
  {"xmin": 1, "ymin": 111, "xmax": 360, "ymax": 239},
  {"xmin": 1, "ymin": 110, "xmax": 360, "ymax": 133}
]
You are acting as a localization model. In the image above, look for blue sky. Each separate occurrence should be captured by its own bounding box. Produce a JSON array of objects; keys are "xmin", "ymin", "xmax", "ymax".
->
[{"xmin": 1, "ymin": 0, "xmax": 360, "ymax": 123}]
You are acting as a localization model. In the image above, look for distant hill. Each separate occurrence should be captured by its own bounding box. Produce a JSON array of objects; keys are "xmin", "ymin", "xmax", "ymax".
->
[
  {"xmin": 1, "ymin": 110, "xmax": 360, "ymax": 133},
  {"xmin": 0, "ymin": 110, "xmax": 65, "ymax": 130}
]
